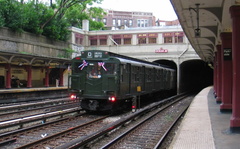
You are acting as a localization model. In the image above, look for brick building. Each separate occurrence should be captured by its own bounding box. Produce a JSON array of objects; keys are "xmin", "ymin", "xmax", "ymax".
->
[{"xmin": 96, "ymin": 9, "xmax": 156, "ymax": 29}]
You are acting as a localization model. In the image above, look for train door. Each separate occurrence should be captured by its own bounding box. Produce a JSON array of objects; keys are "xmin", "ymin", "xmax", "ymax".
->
[
  {"xmin": 160, "ymin": 69, "xmax": 163, "ymax": 90},
  {"xmin": 127, "ymin": 63, "xmax": 131, "ymax": 94},
  {"xmin": 85, "ymin": 61, "xmax": 103, "ymax": 95},
  {"xmin": 153, "ymin": 68, "xmax": 156, "ymax": 90}
]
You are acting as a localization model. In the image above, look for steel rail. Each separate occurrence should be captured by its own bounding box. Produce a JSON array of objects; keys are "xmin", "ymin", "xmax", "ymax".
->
[
  {"xmin": 56, "ymin": 93, "xmax": 190, "ymax": 149},
  {"xmin": 15, "ymin": 115, "xmax": 110, "ymax": 149},
  {"xmin": 100, "ymin": 94, "xmax": 189, "ymax": 148},
  {"xmin": 0, "ymin": 111, "xmax": 86, "ymax": 143},
  {"xmin": 0, "ymin": 107, "xmax": 81, "ymax": 131},
  {"xmin": 0, "ymin": 102, "xmax": 78, "ymax": 122},
  {"xmin": 0, "ymin": 98, "xmax": 71, "ymax": 112},
  {"xmin": 153, "ymin": 104, "xmax": 190, "ymax": 149}
]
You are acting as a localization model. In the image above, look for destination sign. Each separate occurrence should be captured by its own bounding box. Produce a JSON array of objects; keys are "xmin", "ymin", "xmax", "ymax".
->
[
  {"xmin": 94, "ymin": 52, "xmax": 103, "ymax": 58},
  {"xmin": 81, "ymin": 51, "xmax": 109, "ymax": 59}
]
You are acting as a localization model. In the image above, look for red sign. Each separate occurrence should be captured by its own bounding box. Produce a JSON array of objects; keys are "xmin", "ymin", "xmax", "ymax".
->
[{"xmin": 155, "ymin": 48, "xmax": 168, "ymax": 53}]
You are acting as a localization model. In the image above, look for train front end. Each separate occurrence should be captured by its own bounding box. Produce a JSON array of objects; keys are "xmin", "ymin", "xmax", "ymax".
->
[{"xmin": 69, "ymin": 50, "xmax": 120, "ymax": 111}]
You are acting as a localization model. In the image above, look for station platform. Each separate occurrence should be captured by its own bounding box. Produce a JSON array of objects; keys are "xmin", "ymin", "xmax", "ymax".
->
[
  {"xmin": 0, "ymin": 86, "xmax": 68, "ymax": 104},
  {"xmin": 0, "ymin": 86, "xmax": 67, "ymax": 93},
  {"xmin": 169, "ymin": 86, "xmax": 240, "ymax": 149}
]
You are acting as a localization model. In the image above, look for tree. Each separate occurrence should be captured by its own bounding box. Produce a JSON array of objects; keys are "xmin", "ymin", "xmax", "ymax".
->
[
  {"xmin": 65, "ymin": 4, "xmax": 106, "ymax": 30},
  {"xmin": 0, "ymin": 0, "xmax": 105, "ymax": 40},
  {"xmin": 0, "ymin": 0, "xmax": 25, "ymax": 32},
  {"xmin": 40, "ymin": 0, "xmax": 103, "ymax": 30}
]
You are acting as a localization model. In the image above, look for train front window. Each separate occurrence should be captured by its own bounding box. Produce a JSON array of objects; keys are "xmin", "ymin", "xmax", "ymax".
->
[{"xmin": 88, "ymin": 62, "xmax": 102, "ymax": 78}]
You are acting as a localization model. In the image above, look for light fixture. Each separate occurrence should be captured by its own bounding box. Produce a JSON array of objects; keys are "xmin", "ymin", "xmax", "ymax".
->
[{"xmin": 189, "ymin": 4, "xmax": 201, "ymax": 37}]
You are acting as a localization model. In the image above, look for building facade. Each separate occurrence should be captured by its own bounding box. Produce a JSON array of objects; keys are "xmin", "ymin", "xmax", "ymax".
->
[
  {"xmin": 70, "ymin": 22, "xmax": 199, "ymax": 64},
  {"xmin": 96, "ymin": 9, "xmax": 156, "ymax": 29}
]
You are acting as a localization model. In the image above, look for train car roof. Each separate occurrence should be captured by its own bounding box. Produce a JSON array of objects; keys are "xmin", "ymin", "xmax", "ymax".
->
[{"xmin": 73, "ymin": 50, "xmax": 175, "ymax": 71}]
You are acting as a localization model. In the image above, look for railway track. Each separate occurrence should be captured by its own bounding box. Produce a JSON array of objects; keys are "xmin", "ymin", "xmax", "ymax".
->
[
  {"xmin": 55, "ymin": 93, "xmax": 195, "ymax": 149},
  {"xmin": 18, "ymin": 116, "xmax": 112, "ymax": 149},
  {"xmin": 0, "ymin": 107, "xmax": 82, "ymax": 134},
  {"xmin": 0, "ymin": 114, "xmax": 112, "ymax": 149},
  {"xmin": 0, "ymin": 98, "xmax": 81, "ymax": 134},
  {"xmin": 0, "ymin": 98, "xmax": 74, "ymax": 115},
  {"xmin": 0, "ymin": 102, "xmax": 78, "ymax": 122},
  {"xmin": 100, "ymin": 95, "xmax": 193, "ymax": 148},
  {"xmin": 0, "ymin": 93, "xmax": 195, "ymax": 148}
]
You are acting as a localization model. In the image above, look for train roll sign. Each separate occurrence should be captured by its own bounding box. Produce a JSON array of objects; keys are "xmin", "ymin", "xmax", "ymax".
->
[
  {"xmin": 81, "ymin": 51, "xmax": 109, "ymax": 59},
  {"xmin": 155, "ymin": 48, "xmax": 168, "ymax": 53}
]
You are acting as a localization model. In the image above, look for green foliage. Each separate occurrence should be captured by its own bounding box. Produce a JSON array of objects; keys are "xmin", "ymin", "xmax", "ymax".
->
[
  {"xmin": 65, "ymin": 4, "xmax": 106, "ymax": 30},
  {"xmin": 21, "ymin": 2, "xmax": 53, "ymax": 34},
  {"xmin": 43, "ymin": 17, "xmax": 70, "ymax": 41},
  {"xmin": 89, "ymin": 19, "xmax": 105, "ymax": 30},
  {"xmin": 57, "ymin": 48, "xmax": 74, "ymax": 58},
  {"xmin": 65, "ymin": 4, "xmax": 88, "ymax": 28},
  {"xmin": 0, "ymin": 0, "xmax": 105, "ymax": 40},
  {"xmin": 0, "ymin": 15, "xmax": 4, "ymax": 27},
  {"xmin": 88, "ymin": 6, "xmax": 106, "ymax": 19},
  {"xmin": 65, "ymin": 48, "xmax": 74, "ymax": 58},
  {"xmin": 0, "ymin": 0, "xmax": 49, "ymax": 33},
  {"xmin": 0, "ymin": 0, "xmax": 24, "ymax": 32}
]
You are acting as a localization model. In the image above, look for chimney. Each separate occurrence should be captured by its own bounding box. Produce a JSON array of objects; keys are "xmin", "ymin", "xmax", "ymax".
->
[{"xmin": 82, "ymin": 20, "xmax": 89, "ymax": 31}]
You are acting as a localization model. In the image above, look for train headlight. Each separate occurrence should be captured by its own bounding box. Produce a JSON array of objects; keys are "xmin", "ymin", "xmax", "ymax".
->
[
  {"xmin": 108, "ymin": 96, "xmax": 116, "ymax": 102},
  {"xmin": 70, "ymin": 94, "xmax": 77, "ymax": 100}
]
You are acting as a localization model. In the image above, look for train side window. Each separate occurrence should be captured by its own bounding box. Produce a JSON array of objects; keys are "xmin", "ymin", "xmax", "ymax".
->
[
  {"xmin": 126, "ymin": 64, "xmax": 130, "ymax": 73},
  {"xmin": 105, "ymin": 63, "xmax": 117, "ymax": 75},
  {"xmin": 156, "ymin": 69, "xmax": 160, "ymax": 81},
  {"xmin": 123, "ymin": 64, "xmax": 126, "ymax": 70},
  {"xmin": 120, "ymin": 64, "xmax": 124, "ymax": 82},
  {"xmin": 135, "ymin": 67, "xmax": 140, "ymax": 82},
  {"xmin": 147, "ymin": 68, "xmax": 152, "ymax": 82},
  {"xmin": 132, "ymin": 66, "xmax": 135, "ymax": 81}
]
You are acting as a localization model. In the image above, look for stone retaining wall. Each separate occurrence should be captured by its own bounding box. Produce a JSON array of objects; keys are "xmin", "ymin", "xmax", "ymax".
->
[{"xmin": 0, "ymin": 27, "xmax": 70, "ymax": 58}]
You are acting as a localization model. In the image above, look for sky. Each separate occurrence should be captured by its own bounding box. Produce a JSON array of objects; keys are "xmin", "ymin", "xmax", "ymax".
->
[{"xmin": 93, "ymin": 0, "xmax": 178, "ymax": 21}]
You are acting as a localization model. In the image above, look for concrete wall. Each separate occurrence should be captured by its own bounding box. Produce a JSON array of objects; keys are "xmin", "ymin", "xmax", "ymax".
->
[{"xmin": 0, "ymin": 27, "xmax": 70, "ymax": 58}]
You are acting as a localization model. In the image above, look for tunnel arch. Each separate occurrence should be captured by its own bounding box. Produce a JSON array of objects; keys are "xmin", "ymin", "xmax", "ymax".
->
[
  {"xmin": 179, "ymin": 59, "xmax": 213, "ymax": 93},
  {"xmin": 153, "ymin": 59, "xmax": 177, "ymax": 70}
]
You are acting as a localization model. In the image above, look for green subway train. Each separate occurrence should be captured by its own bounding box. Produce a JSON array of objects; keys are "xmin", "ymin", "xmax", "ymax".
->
[{"xmin": 68, "ymin": 50, "xmax": 176, "ymax": 112}]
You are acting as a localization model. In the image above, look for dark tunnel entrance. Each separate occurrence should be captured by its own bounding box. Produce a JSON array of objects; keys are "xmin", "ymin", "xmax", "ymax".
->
[{"xmin": 180, "ymin": 60, "xmax": 213, "ymax": 93}]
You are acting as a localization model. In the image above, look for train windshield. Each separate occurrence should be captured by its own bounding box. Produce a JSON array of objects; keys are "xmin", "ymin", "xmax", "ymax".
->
[{"xmin": 76, "ymin": 60, "xmax": 117, "ymax": 79}]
